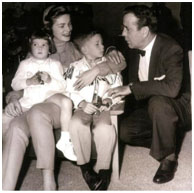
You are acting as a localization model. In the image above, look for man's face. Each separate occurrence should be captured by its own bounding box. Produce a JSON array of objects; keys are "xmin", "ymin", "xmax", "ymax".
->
[{"xmin": 122, "ymin": 13, "xmax": 145, "ymax": 49}]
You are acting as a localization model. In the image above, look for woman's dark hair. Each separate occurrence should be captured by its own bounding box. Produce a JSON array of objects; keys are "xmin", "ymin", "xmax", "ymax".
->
[
  {"xmin": 29, "ymin": 29, "xmax": 56, "ymax": 54},
  {"xmin": 123, "ymin": 5, "xmax": 158, "ymax": 33},
  {"xmin": 73, "ymin": 30, "xmax": 101, "ymax": 54},
  {"xmin": 43, "ymin": 5, "xmax": 72, "ymax": 33}
]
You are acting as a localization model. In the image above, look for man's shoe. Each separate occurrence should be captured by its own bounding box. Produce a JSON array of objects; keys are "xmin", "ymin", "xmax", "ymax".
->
[
  {"xmin": 80, "ymin": 164, "xmax": 103, "ymax": 190},
  {"xmin": 153, "ymin": 159, "xmax": 178, "ymax": 184}
]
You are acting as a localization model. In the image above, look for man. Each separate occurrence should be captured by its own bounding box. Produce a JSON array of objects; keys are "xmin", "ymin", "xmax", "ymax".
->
[{"xmin": 109, "ymin": 5, "xmax": 191, "ymax": 184}]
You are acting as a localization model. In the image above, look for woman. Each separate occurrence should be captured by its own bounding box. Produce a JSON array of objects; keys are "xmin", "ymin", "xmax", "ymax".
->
[{"xmin": 3, "ymin": 5, "xmax": 126, "ymax": 190}]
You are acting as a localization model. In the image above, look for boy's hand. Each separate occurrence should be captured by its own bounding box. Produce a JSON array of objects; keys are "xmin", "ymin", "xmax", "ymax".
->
[
  {"xmin": 102, "ymin": 98, "xmax": 112, "ymax": 107},
  {"xmin": 100, "ymin": 98, "xmax": 112, "ymax": 112},
  {"xmin": 39, "ymin": 71, "xmax": 51, "ymax": 83},
  {"xmin": 74, "ymin": 67, "xmax": 100, "ymax": 90},
  {"xmin": 79, "ymin": 101, "xmax": 98, "ymax": 114}
]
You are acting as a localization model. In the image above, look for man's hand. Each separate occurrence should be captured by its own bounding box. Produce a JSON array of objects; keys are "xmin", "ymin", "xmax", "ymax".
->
[
  {"xmin": 79, "ymin": 101, "xmax": 98, "ymax": 114},
  {"xmin": 108, "ymin": 86, "xmax": 131, "ymax": 99},
  {"xmin": 73, "ymin": 67, "xmax": 100, "ymax": 90},
  {"xmin": 5, "ymin": 99, "xmax": 23, "ymax": 117}
]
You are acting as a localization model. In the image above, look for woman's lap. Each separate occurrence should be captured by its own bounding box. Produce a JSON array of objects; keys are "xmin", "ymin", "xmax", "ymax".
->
[{"xmin": 28, "ymin": 102, "xmax": 61, "ymax": 129}]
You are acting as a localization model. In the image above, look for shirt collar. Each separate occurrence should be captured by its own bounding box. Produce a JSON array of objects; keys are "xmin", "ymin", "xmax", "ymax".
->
[{"xmin": 143, "ymin": 35, "xmax": 157, "ymax": 52}]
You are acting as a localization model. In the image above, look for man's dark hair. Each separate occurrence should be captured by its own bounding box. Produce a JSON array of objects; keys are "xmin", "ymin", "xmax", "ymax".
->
[{"xmin": 123, "ymin": 5, "xmax": 158, "ymax": 33}]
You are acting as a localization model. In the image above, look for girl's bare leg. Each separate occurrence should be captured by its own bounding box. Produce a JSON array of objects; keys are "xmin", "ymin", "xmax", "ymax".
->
[
  {"xmin": 45, "ymin": 94, "xmax": 72, "ymax": 132},
  {"xmin": 45, "ymin": 94, "xmax": 77, "ymax": 161}
]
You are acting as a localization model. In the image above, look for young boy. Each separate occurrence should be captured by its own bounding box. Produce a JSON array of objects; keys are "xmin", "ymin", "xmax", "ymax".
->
[
  {"xmin": 3, "ymin": 30, "xmax": 77, "ymax": 161},
  {"xmin": 64, "ymin": 30, "xmax": 123, "ymax": 190}
]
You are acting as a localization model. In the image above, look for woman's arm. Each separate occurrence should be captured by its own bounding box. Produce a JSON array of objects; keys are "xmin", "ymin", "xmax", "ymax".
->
[
  {"xmin": 73, "ymin": 50, "xmax": 126, "ymax": 90},
  {"xmin": 101, "ymin": 50, "xmax": 127, "ymax": 74}
]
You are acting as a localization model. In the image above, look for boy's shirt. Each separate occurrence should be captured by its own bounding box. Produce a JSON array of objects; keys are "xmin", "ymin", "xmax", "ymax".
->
[
  {"xmin": 11, "ymin": 56, "xmax": 66, "ymax": 109},
  {"xmin": 65, "ymin": 56, "xmax": 123, "ymax": 109}
]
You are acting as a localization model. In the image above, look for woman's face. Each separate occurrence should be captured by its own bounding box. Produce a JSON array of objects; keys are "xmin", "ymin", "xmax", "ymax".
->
[{"xmin": 52, "ymin": 14, "xmax": 72, "ymax": 42}]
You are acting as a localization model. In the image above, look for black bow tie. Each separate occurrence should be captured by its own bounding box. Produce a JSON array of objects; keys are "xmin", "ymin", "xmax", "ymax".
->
[{"xmin": 136, "ymin": 49, "xmax": 146, "ymax": 56}]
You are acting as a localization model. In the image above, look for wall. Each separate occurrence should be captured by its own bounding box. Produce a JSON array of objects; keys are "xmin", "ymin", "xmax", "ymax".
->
[{"xmin": 88, "ymin": 2, "xmax": 181, "ymax": 38}]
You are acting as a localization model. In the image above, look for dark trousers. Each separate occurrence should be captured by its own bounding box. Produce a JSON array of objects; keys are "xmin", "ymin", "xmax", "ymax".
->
[{"xmin": 120, "ymin": 95, "xmax": 191, "ymax": 161}]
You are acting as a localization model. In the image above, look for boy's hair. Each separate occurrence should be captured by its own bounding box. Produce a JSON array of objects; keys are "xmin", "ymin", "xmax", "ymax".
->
[
  {"xmin": 29, "ymin": 29, "xmax": 55, "ymax": 54},
  {"xmin": 73, "ymin": 30, "xmax": 101, "ymax": 54},
  {"xmin": 123, "ymin": 5, "xmax": 158, "ymax": 33}
]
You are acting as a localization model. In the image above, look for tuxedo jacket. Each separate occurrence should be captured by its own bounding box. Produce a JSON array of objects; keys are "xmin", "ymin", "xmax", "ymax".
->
[
  {"xmin": 119, "ymin": 33, "xmax": 191, "ymax": 125},
  {"xmin": 125, "ymin": 34, "xmax": 184, "ymax": 101}
]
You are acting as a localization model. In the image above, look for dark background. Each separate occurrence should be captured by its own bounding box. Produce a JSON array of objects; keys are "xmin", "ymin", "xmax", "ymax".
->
[{"xmin": 2, "ymin": 2, "xmax": 192, "ymax": 106}]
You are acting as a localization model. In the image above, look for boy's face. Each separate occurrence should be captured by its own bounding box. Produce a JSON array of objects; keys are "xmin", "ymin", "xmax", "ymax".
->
[
  {"xmin": 84, "ymin": 34, "xmax": 104, "ymax": 59},
  {"xmin": 31, "ymin": 39, "xmax": 49, "ymax": 60}
]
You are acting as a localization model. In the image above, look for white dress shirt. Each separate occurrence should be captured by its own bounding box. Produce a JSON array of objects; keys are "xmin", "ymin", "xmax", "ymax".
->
[
  {"xmin": 138, "ymin": 35, "xmax": 157, "ymax": 81},
  {"xmin": 65, "ymin": 57, "xmax": 123, "ymax": 109}
]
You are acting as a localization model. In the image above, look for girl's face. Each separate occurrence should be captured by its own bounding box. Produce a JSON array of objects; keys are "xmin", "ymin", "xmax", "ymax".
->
[
  {"xmin": 52, "ymin": 14, "xmax": 72, "ymax": 42},
  {"xmin": 84, "ymin": 34, "xmax": 104, "ymax": 60},
  {"xmin": 31, "ymin": 39, "xmax": 49, "ymax": 60}
]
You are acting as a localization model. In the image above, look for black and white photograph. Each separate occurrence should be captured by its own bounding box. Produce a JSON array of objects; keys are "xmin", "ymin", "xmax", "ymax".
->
[{"xmin": 2, "ymin": 1, "xmax": 192, "ymax": 191}]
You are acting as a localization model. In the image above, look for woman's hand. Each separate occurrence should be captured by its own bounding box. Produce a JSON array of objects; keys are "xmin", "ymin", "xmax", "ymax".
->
[
  {"xmin": 105, "ymin": 49, "xmax": 126, "ymax": 73},
  {"xmin": 108, "ymin": 85, "xmax": 131, "ymax": 99},
  {"xmin": 79, "ymin": 101, "xmax": 98, "ymax": 114},
  {"xmin": 6, "ymin": 90, "xmax": 23, "ymax": 104},
  {"xmin": 73, "ymin": 67, "xmax": 100, "ymax": 90},
  {"xmin": 105, "ymin": 49, "xmax": 121, "ymax": 65},
  {"xmin": 4, "ymin": 99, "xmax": 23, "ymax": 117}
]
